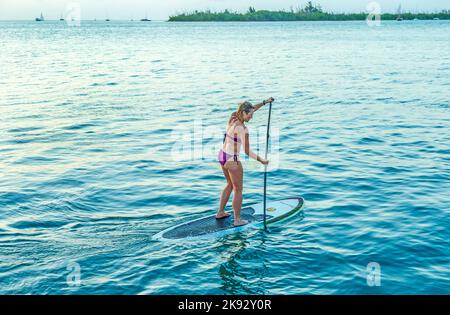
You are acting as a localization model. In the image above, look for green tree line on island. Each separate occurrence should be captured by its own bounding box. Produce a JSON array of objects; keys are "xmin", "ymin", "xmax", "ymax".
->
[{"xmin": 168, "ymin": 1, "xmax": 450, "ymax": 21}]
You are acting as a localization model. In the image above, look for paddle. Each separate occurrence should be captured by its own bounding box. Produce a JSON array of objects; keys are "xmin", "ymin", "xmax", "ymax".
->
[{"xmin": 263, "ymin": 100, "xmax": 273, "ymax": 232}]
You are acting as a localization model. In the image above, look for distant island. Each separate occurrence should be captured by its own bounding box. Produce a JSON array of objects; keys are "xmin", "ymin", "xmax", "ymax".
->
[{"xmin": 169, "ymin": 2, "xmax": 450, "ymax": 22}]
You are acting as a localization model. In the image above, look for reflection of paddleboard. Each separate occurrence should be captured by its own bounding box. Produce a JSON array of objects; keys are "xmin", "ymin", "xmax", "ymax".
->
[{"xmin": 153, "ymin": 197, "xmax": 304, "ymax": 241}]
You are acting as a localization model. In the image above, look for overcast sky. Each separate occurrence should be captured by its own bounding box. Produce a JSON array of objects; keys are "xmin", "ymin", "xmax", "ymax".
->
[{"xmin": 0, "ymin": 0, "xmax": 449, "ymax": 20}]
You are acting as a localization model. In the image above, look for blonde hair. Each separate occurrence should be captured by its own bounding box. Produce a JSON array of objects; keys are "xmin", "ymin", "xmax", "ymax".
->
[{"xmin": 236, "ymin": 101, "xmax": 254, "ymax": 122}]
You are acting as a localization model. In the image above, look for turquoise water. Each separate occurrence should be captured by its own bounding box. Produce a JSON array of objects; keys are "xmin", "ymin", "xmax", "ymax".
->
[{"xmin": 0, "ymin": 20, "xmax": 449, "ymax": 294}]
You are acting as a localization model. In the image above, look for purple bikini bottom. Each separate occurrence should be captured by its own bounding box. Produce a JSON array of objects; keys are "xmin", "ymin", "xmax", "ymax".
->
[{"xmin": 218, "ymin": 149, "xmax": 238, "ymax": 166}]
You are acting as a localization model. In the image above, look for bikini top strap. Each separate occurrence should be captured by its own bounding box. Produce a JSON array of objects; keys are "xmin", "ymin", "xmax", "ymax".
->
[{"xmin": 225, "ymin": 123, "xmax": 242, "ymax": 142}]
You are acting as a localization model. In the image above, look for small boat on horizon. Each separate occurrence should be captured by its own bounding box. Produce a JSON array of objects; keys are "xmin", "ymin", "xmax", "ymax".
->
[
  {"xmin": 60, "ymin": 13, "xmax": 64, "ymax": 21},
  {"xmin": 141, "ymin": 12, "xmax": 151, "ymax": 21},
  {"xmin": 396, "ymin": 4, "xmax": 403, "ymax": 21},
  {"xmin": 35, "ymin": 12, "xmax": 44, "ymax": 22}
]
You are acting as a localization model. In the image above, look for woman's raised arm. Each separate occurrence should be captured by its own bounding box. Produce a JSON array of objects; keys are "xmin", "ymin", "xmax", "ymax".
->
[{"xmin": 253, "ymin": 97, "xmax": 274, "ymax": 112}]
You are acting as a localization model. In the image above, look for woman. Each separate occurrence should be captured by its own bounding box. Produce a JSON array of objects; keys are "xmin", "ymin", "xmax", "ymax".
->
[{"xmin": 216, "ymin": 97, "xmax": 274, "ymax": 226}]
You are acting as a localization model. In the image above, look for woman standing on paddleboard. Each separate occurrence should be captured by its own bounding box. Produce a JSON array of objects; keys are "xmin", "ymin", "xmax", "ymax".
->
[{"xmin": 216, "ymin": 98, "xmax": 274, "ymax": 226}]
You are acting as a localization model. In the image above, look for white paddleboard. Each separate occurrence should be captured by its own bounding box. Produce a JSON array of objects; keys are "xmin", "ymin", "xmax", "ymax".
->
[{"xmin": 153, "ymin": 197, "xmax": 304, "ymax": 241}]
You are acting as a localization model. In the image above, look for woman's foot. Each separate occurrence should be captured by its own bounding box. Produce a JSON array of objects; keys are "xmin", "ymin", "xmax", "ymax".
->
[
  {"xmin": 216, "ymin": 211, "xmax": 231, "ymax": 219},
  {"xmin": 233, "ymin": 219, "xmax": 248, "ymax": 227}
]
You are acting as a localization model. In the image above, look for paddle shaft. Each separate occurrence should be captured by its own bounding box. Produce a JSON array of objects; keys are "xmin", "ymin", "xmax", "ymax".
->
[{"xmin": 263, "ymin": 101, "xmax": 272, "ymax": 231}]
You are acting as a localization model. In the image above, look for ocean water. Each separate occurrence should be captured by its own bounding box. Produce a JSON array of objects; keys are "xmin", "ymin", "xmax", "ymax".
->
[{"xmin": 0, "ymin": 20, "xmax": 449, "ymax": 294}]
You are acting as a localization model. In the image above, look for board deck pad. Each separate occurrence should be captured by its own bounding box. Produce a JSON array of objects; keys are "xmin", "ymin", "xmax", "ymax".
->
[
  {"xmin": 162, "ymin": 207, "xmax": 273, "ymax": 239},
  {"xmin": 153, "ymin": 197, "xmax": 304, "ymax": 241}
]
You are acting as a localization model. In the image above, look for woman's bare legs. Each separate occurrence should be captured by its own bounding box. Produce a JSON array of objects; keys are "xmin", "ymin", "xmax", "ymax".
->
[
  {"xmin": 224, "ymin": 161, "xmax": 247, "ymax": 226},
  {"xmin": 216, "ymin": 165, "xmax": 233, "ymax": 219}
]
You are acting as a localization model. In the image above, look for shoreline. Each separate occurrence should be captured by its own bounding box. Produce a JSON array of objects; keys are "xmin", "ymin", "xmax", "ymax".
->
[
  {"xmin": 168, "ymin": 10, "xmax": 450, "ymax": 22},
  {"xmin": 1, "ymin": 18, "xmax": 449, "ymax": 23}
]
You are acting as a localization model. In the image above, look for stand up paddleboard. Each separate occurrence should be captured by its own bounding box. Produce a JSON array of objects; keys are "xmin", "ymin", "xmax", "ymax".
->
[{"xmin": 152, "ymin": 197, "xmax": 304, "ymax": 241}]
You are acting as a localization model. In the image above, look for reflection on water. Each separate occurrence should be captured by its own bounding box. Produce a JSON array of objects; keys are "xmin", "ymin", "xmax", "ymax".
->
[{"xmin": 219, "ymin": 232, "xmax": 270, "ymax": 295}]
